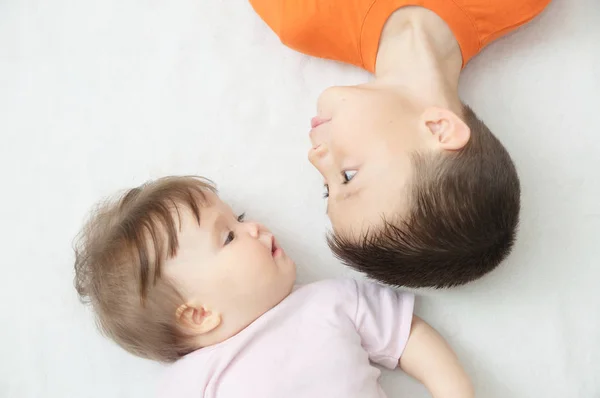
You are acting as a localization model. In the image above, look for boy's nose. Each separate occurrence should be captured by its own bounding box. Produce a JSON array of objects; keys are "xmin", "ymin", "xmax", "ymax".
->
[
  {"xmin": 308, "ymin": 144, "xmax": 338, "ymax": 182},
  {"xmin": 308, "ymin": 141, "xmax": 326, "ymax": 163}
]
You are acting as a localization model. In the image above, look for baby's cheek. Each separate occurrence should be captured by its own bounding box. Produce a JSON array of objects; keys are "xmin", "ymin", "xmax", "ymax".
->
[{"xmin": 237, "ymin": 257, "xmax": 269, "ymax": 283}]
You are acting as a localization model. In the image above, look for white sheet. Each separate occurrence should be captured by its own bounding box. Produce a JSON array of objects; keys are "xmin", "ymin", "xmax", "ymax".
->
[{"xmin": 1, "ymin": 0, "xmax": 599, "ymax": 397}]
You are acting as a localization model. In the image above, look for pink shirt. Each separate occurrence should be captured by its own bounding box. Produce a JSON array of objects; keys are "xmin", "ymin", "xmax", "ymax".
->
[{"xmin": 159, "ymin": 278, "xmax": 415, "ymax": 398}]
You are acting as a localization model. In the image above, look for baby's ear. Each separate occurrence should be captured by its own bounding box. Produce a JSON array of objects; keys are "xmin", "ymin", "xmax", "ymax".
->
[
  {"xmin": 421, "ymin": 107, "xmax": 470, "ymax": 151},
  {"xmin": 175, "ymin": 304, "xmax": 221, "ymax": 335}
]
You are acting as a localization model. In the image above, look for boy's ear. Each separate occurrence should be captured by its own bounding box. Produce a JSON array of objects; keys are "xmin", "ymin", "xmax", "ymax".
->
[
  {"xmin": 175, "ymin": 304, "xmax": 221, "ymax": 335},
  {"xmin": 421, "ymin": 107, "xmax": 470, "ymax": 151}
]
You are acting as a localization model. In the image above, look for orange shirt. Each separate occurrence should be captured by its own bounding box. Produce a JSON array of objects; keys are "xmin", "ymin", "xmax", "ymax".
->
[{"xmin": 249, "ymin": 0, "xmax": 551, "ymax": 73}]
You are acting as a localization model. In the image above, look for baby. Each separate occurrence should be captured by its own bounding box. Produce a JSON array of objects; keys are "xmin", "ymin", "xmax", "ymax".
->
[
  {"xmin": 249, "ymin": 0, "xmax": 552, "ymax": 288},
  {"xmin": 74, "ymin": 176, "xmax": 473, "ymax": 397}
]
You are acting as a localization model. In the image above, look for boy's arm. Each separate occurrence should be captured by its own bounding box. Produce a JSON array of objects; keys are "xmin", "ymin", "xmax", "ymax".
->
[{"xmin": 399, "ymin": 316, "xmax": 474, "ymax": 398}]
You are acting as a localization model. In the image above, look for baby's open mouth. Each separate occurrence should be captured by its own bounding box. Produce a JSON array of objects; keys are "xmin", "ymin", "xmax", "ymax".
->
[{"xmin": 271, "ymin": 236, "xmax": 279, "ymax": 257}]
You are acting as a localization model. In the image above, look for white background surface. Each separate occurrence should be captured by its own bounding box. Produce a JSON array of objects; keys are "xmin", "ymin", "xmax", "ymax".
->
[{"xmin": 1, "ymin": 0, "xmax": 599, "ymax": 397}]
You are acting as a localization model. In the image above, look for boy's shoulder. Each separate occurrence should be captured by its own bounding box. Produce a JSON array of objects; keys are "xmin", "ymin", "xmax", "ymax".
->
[
  {"xmin": 248, "ymin": 0, "xmax": 552, "ymax": 72},
  {"xmin": 248, "ymin": 0, "xmax": 372, "ymax": 69}
]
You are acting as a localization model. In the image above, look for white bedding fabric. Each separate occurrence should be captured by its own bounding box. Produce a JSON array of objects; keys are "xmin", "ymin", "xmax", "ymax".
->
[{"xmin": 1, "ymin": 0, "xmax": 599, "ymax": 397}]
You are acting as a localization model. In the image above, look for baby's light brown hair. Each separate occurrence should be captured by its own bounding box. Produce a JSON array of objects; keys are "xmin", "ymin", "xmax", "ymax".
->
[{"xmin": 73, "ymin": 176, "xmax": 216, "ymax": 362}]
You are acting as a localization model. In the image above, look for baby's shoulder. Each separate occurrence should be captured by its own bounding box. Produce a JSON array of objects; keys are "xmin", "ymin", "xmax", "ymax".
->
[
  {"xmin": 296, "ymin": 277, "xmax": 357, "ymax": 294},
  {"xmin": 157, "ymin": 349, "xmax": 216, "ymax": 398},
  {"xmin": 290, "ymin": 278, "xmax": 359, "ymax": 307}
]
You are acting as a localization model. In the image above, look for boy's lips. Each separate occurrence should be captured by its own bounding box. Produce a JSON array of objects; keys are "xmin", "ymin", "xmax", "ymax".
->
[{"xmin": 311, "ymin": 116, "xmax": 331, "ymax": 129}]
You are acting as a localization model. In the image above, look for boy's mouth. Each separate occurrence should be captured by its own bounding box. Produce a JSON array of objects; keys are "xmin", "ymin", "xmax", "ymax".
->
[{"xmin": 310, "ymin": 116, "xmax": 331, "ymax": 129}]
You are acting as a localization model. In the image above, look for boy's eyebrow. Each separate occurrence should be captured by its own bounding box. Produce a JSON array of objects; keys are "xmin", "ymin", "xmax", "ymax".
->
[{"xmin": 326, "ymin": 187, "xmax": 362, "ymax": 215}]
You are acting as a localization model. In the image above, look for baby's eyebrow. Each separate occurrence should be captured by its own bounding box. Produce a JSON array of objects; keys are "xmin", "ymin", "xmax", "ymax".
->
[{"xmin": 209, "ymin": 213, "xmax": 226, "ymax": 248}]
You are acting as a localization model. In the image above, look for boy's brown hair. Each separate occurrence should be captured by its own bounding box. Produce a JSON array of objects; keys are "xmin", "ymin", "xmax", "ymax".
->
[
  {"xmin": 73, "ymin": 176, "xmax": 216, "ymax": 362},
  {"xmin": 328, "ymin": 105, "xmax": 521, "ymax": 288}
]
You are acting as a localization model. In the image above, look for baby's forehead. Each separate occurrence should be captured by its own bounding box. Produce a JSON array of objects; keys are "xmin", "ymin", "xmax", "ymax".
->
[
  {"xmin": 172, "ymin": 193, "xmax": 233, "ymax": 230},
  {"xmin": 164, "ymin": 199, "xmax": 224, "ymax": 263}
]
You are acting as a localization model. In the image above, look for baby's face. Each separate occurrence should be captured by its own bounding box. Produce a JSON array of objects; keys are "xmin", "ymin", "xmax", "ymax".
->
[
  {"xmin": 308, "ymin": 83, "xmax": 425, "ymax": 237},
  {"xmin": 165, "ymin": 192, "xmax": 296, "ymax": 340}
]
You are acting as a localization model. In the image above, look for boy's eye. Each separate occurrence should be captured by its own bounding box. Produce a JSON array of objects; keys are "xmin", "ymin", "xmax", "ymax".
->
[
  {"xmin": 342, "ymin": 170, "xmax": 357, "ymax": 183},
  {"xmin": 323, "ymin": 184, "xmax": 329, "ymax": 199},
  {"xmin": 224, "ymin": 231, "xmax": 235, "ymax": 246},
  {"xmin": 237, "ymin": 213, "xmax": 245, "ymax": 222}
]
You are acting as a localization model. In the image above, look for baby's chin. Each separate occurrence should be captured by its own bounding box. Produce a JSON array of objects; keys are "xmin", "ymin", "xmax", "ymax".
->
[{"xmin": 280, "ymin": 262, "xmax": 297, "ymax": 293}]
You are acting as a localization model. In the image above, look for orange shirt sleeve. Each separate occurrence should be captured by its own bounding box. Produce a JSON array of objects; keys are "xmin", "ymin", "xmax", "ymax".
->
[
  {"xmin": 470, "ymin": 0, "xmax": 552, "ymax": 51},
  {"xmin": 249, "ymin": 0, "xmax": 371, "ymax": 70},
  {"xmin": 248, "ymin": 0, "xmax": 285, "ymax": 37}
]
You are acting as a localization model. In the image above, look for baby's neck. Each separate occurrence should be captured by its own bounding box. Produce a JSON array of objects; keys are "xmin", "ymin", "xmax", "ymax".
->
[
  {"xmin": 374, "ymin": 6, "xmax": 463, "ymax": 111},
  {"xmin": 193, "ymin": 288, "xmax": 297, "ymax": 350}
]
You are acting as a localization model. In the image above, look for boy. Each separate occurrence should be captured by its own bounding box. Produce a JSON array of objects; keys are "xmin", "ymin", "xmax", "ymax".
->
[{"xmin": 250, "ymin": 0, "xmax": 551, "ymax": 287}]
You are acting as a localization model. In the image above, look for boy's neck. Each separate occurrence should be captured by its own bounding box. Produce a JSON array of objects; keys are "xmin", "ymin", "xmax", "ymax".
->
[{"xmin": 373, "ymin": 7, "xmax": 463, "ymax": 113}]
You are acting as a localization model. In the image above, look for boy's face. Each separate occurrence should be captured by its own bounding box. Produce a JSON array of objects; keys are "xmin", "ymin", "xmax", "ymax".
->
[
  {"xmin": 308, "ymin": 83, "xmax": 425, "ymax": 237},
  {"xmin": 165, "ymin": 193, "xmax": 296, "ymax": 338}
]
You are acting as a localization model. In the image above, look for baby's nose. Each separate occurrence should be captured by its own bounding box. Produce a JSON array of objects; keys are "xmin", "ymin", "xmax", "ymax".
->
[
  {"xmin": 242, "ymin": 221, "xmax": 260, "ymax": 238},
  {"xmin": 247, "ymin": 224, "xmax": 273, "ymax": 250}
]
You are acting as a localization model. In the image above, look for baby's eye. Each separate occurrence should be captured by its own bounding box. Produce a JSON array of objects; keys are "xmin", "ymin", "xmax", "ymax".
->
[
  {"xmin": 224, "ymin": 231, "xmax": 235, "ymax": 246},
  {"xmin": 224, "ymin": 213, "xmax": 244, "ymax": 246},
  {"xmin": 323, "ymin": 184, "xmax": 329, "ymax": 199},
  {"xmin": 343, "ymin": 170, "xmax": 357, "ymax": 183}
]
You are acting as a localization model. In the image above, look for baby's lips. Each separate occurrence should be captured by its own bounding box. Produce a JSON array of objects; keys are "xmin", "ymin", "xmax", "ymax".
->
[{"xmin": 270, "ymin": 235, "xmax": 284, "ymax": 257}]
